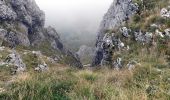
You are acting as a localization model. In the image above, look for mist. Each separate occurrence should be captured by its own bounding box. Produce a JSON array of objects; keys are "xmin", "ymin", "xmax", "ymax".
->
[{"xmin": 35, "ymin": 0, "xmax": 113, "ymax": 51}]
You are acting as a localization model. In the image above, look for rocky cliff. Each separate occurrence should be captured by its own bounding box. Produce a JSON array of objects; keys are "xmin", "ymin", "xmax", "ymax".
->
[
  {"xmin": 92, "ymin": 0, "xmax": 170, "ymax": 68},
  {"xmin": 92, "ymin": 0, "xmax": 138, "ymax": 66},
  {"xmin": 0, "ymin": 0, "xmax": 82, "ymax": 68}
]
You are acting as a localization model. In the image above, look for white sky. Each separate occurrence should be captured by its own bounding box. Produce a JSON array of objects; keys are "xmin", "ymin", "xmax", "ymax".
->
[{"xmin": 35, "ymin": 0, "xmax": 113, "ymax": 35}]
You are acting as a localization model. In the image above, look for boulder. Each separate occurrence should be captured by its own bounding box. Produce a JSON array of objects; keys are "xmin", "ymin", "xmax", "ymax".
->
[
  {"xmin": 164, "ymin": 28, "xmax": 170, "ymax": 37},
  {"xmin": 113, "ymin": 57, "xmax": 122, "ymax": 70},
  {"xmin": 5, "ymin": 50, "xmax": 26, "ymax": 74},
  {"xmin": 160, "ymin": 8, "xmax": 170, "ymax": 18},
  {"xmin": 35, "ymin": 62, "xmax": 48, "ymax": 72},
  {"xmin": 155, "ymin": 29, "xmax": 164, "ymax": 38},
  {"xmin": 117, "ymin": 38, "xmax": 125, "ymax": 50},
  {"xmin": 134, "ymin": 31, "xmax": 153, "ymax": 44},
  {"xmin": 120, "ymin": 27, "xmax": 131, "ymax": 38}
]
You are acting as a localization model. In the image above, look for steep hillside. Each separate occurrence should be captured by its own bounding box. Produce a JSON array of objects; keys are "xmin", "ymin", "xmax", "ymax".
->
[
  {"xmin": 92, "ymin": 0, "xmax": 139, "ymax": 66},
  {"xmin": 0, "ymin": 0, "xmax": 82, "ymax": 68},
  {"xmin": 92, "ymin": 0, "xmax": 170, "ymax": 67}
]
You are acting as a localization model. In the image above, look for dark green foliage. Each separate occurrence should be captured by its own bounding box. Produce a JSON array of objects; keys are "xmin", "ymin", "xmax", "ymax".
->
[
  {"xmin": 133, "ymin": 14, "xmax": 141, "ymax": 23},
  {"xmin": 52, "ymin": 81, "xmax": 75, "ymax": 100}
]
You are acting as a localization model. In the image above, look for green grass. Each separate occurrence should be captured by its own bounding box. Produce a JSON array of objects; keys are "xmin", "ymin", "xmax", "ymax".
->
[{"xmin": 0, "ymin": 49, "xmax": 170, "ymax": 100}]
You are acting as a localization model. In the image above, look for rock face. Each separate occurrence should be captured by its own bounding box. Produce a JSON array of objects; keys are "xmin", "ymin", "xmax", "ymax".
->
[
  {"xmin": 5, "ymin": 50, "xmax": 26, "ymax": 74},
  {"xmin": 0, "ymin": 0, "xmax": 82, "ymax": 68},
  {"xmin": 92, "ymin": 0, "xmax": 138, "ymax": 66},
  {"xmin": 0, "ymin": 0, "xmax": 44, "ymax": 47}
]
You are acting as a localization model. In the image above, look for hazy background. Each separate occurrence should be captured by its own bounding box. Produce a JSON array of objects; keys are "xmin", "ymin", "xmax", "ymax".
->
[{"xmin": 35, "ymin": 0, "xmax": 113, "ymax": 51}]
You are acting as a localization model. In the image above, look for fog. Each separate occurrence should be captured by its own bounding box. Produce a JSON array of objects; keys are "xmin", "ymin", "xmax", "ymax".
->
[{"xmin": 35, "ymin": 0, "xmax": 113, "ymax": 51}]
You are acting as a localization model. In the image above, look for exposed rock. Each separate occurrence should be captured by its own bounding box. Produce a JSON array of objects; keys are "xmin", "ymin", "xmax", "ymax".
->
[
  {"xmin": 47, "ymin": 57, "xmax": 55, "ymax": 63},
  {"xmin": 117, "ymin": 38, "xmax": 125, "ymax": 50},
  {"xmin": 83, "ymin": 64, "xmax": 91, "ymax": 67},
  {"xmin": 126, "ymin": 45, "xmax": 130, "ymax": 50},
  {"xmin": 113, "ymin": 57, "xmax": 122, "ymax": 70},
  {"xmin": 160, "ymin": 8, "xmax": 170, "ymax": 18},
  {"xmin": 134, "ymin": 31, "xmax": 145, "ymax": 43},
  {"xmin": 150, "ymin": 24, "xmax": 159, "ymax": 28},
  {"xmin": 0, "ymin": 29, "xmax": 7, "ymax": 39},
  {"xmin": 100, "ymin": 33, "xmax": 114, "ymax": 66},
  {"xmin": 120, "ymin": 27, "xmax": 131, "ymax": 38},
  {"xmin": 0, "ymin": 88, "xmax": 5, "ymax": 93},
  {"xmin": 164, "ymin": 28, "xmax": 170, "ymax": 37},
  {"xmin": 0, "ymin": 61, "xmax": 6, "ymax": 66},
  {"xmin": 32, "ymin": 51, "xmax": 42, "ymax": 56},
  {"xmin": 32, "ymin": 51, "xmax": 49, "ymax": 71},
  {"xmin": 35, "ymin": 62, "xmax": 48, "ymax": 72},
  {"xmin": 10, "ymin": 0, "xmax": 45, "ymax": 27},
  {"xmin": 5, "ymin": 50, "xmax": 26, "ymax": 74},
  {"xmin": 155, "ymin": 29, "xmax": 164, "ymax": 38},
  {"xmin": 92, "ymin": 0, "xmax": 138, "ymax": 66},
  {"xmin": 145, "ymin": 32, "xmax": 153, "ymax": 43},
  {"xmin": 0, "ymin": 0, "xmax": 44, "ymax": 47},
  {"xmin": 0, "ymin": 46, "xmax": 5, "ymax": 51},
  {"xmin": 0, "ymin": 29, "xmax": 7, "ymax": 45},
  {"xmin": 0, "ymin": 1, "xmax": 17, "ymax": 20},
  {"xmin": 44, "ymin": 26, "xmax": 63, "ymax": 50},
  {"xmin": 134, "ymin": 31, "xmax": 153, "ymax": 44}
]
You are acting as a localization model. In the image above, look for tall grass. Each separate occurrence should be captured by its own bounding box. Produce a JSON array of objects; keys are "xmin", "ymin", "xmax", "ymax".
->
[{"xmin": 0, "ymin": 49, "xmax": 170, "ymax": 100}]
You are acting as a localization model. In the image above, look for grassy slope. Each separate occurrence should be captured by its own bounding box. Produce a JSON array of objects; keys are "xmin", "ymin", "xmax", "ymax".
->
[{"xmin": 0, "ymin": 46, "xmax": 169, "ymax": 100}]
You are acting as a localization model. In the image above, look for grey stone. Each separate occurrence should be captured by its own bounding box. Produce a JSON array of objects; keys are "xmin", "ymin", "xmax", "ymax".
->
[
  {"xmin": 164, "ymin": 28, "xmax": 170, "ymax": 37},
  {"xmin": 0, "ymin": 46, "xmax": 5, "ymax": 51},
  {"xmin": 160, "ymin": 8, "xmax": 170, "ymax": 18},
  {"xmin": 117, "ymin": 38, "xmax": 125, "ymax": 50},
  {"xmin": 92, "ymin": 0, "xmax": 138, "ymax": 66},
  {"xmin": 0, "ymin": 29, "xmax": 7, "ymax": 46},
  {"xmin": 4, "ymin": 31, "xmax": 30, "ymax": 47},
  {"xmin": 134, "ymin": 31, "xmax": 153, "ymax": 44},
  {"xmin": 155, "ymin": 29, "xmax": 164, "ymax": 38},
  {"xmin": 120, "ymin": 27, "xmax": 131, "ymax": 38},
  {"xmin": 35, "ymin": 63, "xmax": 48, "ymax": 72},
  {"xmin": 113, "ymin": 57, "xmax": 122, "ymax": 70},
  {"xmin": 0, "ymin": 1, "xmax": 17, "ymax": 20},
  {"xmin": 100, "ymin": 33, "xmax": 114, "ymax": 66},
  {"xmin": 5, "ymin": 50, "xmax": 26, "ymax": 74}
]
